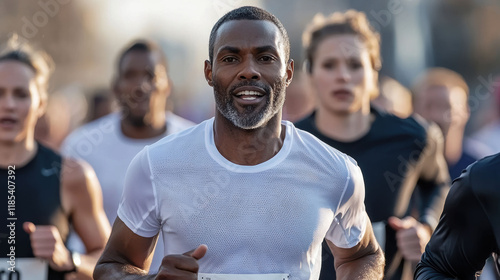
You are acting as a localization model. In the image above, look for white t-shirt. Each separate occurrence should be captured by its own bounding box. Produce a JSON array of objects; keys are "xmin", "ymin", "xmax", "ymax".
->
[
  {"xmin": 61, "ymin": 111, "xmax": 194, "ymax": 273},
  {"xmin": 118, "ymin": 118, "xmax": 367, "ymax": 280}
]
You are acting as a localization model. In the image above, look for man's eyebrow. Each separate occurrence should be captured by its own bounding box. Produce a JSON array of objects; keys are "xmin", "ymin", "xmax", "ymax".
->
[
  {"xmin": 255, "ymin": 45, "xmax": 278, "ymax": 54},
  {"xmin": 217, "ymin": 46, "xmax": 240, "ymax": 55}
]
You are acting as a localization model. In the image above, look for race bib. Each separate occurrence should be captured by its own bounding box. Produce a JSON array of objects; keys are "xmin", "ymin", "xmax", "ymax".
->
[
  {"xmin": 199, "ymin": 273, "xmax": 289, "ymax": 280},
  {"xmin": 0, "ymin": 258, "xmax": 48, "ymax": 280}
]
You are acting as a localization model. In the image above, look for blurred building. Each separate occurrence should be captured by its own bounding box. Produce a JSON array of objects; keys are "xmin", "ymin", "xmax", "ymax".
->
[{"xmin": 1, "ymin": 0, "xmax": 500, "ymax": 132}]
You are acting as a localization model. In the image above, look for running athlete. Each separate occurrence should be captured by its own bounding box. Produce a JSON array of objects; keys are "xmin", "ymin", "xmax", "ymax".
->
[
  {"xmin": 94, "ymin": 6, "xmax": 384, "ymax": 280},
  {"xmin": 415, "ymin": 153, "xmax": 500, "ymax": 279},
  {"xmin": 0, "ymin": 39, "xmax": 110, "ymax": 279},
  {"xmin": 294, "ymin": 11, "xmax": 450, "ymax": 279},
  {"xmin": 412, "ymin": 68, "xmax": 483, "ymax": 180},
  {"xmin": 61, "ymin": 40, "xmax": 194, "ymax": 273}
]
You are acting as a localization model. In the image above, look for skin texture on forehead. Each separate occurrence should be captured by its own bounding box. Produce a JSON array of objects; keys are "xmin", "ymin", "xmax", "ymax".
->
[
  {"xmin": 0, "ymin": 60, "xmax": 37, "ymax": 90},
  {"xmin": 213, "ymin": 19, "xmax": 287, "ymax": 65}
]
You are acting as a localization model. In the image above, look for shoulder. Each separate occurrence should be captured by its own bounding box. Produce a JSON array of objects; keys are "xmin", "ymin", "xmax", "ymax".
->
[
  {"xmin": 166, "ymin": 112, "xmax": 196, "ymax": 129},
  {"xmin": 60, "ymin": 157, "xmax": 97, "ymax": 191},
  {"xmin": 378, "ymin": 109, "xmax": 429, "ymax": 139},
  {"xmin": 293, "ymin": 113, "xmax": 315, "ymax": 130},
  {"xmin": 289, "ymin": 121, "xmax": 357, "ymax": 172},
  {"xmin": 148, "ymin": 119, "xmax": 207, "ymax": 154},
  {"xmin": 445, "ymin": 154, "xmax": 500, "ymax": 208},
  {"xmin": 468, "ymin": 153, "xmax": 500, "ymax": 196},
  {"xmin": 62, "ymin": 113, "xmax": 119, "ymax": 148},
  {"xmin": 36, "ymin": 142, "xmax": 62, "ymax": 161},
  {"xmin": 388, "ymin": 112, "xmax": 444, "ymax": 151}
]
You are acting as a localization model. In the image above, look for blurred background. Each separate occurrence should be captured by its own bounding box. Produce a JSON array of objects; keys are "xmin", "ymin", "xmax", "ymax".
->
[{"xmin": 1, "ymin": 0, "xmax": 500, "ymax": 137}]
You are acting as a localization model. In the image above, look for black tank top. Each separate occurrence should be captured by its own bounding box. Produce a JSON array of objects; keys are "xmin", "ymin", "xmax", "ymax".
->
[{"xmin": 1, "ymin": 143, "xmax": 69, "ymax": 279}]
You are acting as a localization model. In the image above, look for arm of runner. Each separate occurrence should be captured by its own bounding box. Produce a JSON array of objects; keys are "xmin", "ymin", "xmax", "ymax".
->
[
  {"xmin": 24, "ymin": 158, "xmax": 111, "ymax": 279},
  {"xmin": 62, "ymin": 158, "xmax": 111, "ymax": 279},
  {"xmin": 389, "ymin": 122, "xmax": 450, "ymax": 261},
  {"xmin": 414, "ymin": 122, "xmax": 450, "ymax": 231},
  {"xmin": 328, "ymin": 218, "xmax": 384, "ymax": 280},
  {"xmin": 93, "ymin": 217, "xmax": 207, "ymax": 279},
  {"xmin": 415, "ymin": 163, "xmax": 496, "ymax": 279},
  {"xmin": 326, "ymin": 156, "xmax": 384, "ymax": 279},
  {"xmin": 94, "ymin": 147, "xmax": 207, "ymax": 278}
]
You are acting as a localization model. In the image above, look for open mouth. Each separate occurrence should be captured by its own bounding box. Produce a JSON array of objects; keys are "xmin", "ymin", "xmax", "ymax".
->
[{"xmin": 235, "ymin": 90, "xmax": 265, "ymax": 101}]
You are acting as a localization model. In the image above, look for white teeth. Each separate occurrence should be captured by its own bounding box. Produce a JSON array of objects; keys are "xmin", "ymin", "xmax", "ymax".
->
[
  {"xmin": 241, "ymin": 96, "xmax": 257, "ymax": 101},
  {"xmin": 236, "ymin": 90, "xmax": 263, "ymax": 97}
]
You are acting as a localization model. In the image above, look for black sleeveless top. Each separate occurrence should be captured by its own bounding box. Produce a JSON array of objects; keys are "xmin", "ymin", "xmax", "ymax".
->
[{"xmin": 1, "ymin": 143, "xmax": 69, "ymax": 279}]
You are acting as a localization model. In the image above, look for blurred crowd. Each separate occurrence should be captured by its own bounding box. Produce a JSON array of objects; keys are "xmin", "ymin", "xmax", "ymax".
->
[{"xmin": 2, "ymin": 1, "xmax": 500, "ymax": 280}]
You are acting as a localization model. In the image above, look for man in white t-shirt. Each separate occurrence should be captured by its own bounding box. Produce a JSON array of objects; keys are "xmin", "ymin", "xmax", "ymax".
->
[
  {"xmin": 94, "ymin": 6, "xmax": 384, "ymax": 280},
  {"xmin": 61, "ymin": 40, "xmax": 194, "ymax": 273}
]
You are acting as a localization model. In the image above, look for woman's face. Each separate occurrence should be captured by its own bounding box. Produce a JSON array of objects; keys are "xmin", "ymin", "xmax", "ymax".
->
[
  {"xmin": 310, "ymin": 34, "xmax": 377, "ymax": 116},
  {"xmin": 0, "ymin": 60, "xmax": 44, "ymax": 144}
]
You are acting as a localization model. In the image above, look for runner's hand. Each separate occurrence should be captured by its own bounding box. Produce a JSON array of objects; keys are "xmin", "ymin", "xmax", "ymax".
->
[
  {"xmin": 23, "ymin": 222, "xmax": 75, "ymax": 271},
  {"xmin": 155, "ymin": 244, "xmax": 208, "ymax": 280},
  {"xmin": 388, "ymin": 216, "xmax": 431, "ymax": 261}
]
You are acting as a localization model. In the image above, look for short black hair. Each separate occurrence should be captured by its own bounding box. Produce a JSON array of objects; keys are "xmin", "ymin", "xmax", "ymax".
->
[
  {"xmin": 116, "ymin": 39, "xmax": 167, "ymax": 74},
  {"xmin": 208, "ymin": 6, "xmax": 290, "ymax": 63}
]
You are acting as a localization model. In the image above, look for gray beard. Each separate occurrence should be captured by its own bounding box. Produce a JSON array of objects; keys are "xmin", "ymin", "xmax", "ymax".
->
[{"xmin": 213, "ymin": 78, "xmax": 287, "ymax": 130}]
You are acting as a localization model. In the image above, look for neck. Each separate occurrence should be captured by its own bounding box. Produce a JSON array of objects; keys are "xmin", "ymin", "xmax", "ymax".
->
[
  {"xmin": 0, "ymin": 137, "xmax": 38, "ymax": 168},
  {"xmin": 315, "ymin": 106, "xmax": 372, "ymax": 142},
  {"xmin": 444, "ymin": 126, "xmax": 464, "ymax": 165},
  {"xmin": 213, "ymin": 112, "xmax": 285, "ymax": 165},
  {"xmin": 120, "ymin": 112, "xmax": 167, "ymax": 139}
]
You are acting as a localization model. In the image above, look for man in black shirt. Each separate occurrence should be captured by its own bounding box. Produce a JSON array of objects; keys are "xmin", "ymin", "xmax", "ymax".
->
[{"xmin": 415, "ymin": 153, "xmax": 500, "ymax": 279}]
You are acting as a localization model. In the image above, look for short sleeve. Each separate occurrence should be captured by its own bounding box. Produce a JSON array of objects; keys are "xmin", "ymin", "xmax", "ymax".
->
[
  {"xmin": 117, "ymin": 146, "xmax": 161, "ymax": 237},
  {"xmin": 325, "ymin": 156, "xmax": 368, "ymax": 248}
]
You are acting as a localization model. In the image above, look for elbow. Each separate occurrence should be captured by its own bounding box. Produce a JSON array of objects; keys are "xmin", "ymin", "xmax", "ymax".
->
[{"xmin": 373, "ymin": 246, "xmax": 385, "ymax": 276}]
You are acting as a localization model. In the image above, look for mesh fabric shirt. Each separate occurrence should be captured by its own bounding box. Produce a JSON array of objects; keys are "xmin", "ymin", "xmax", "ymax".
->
[{"xmin": 118, "ymin": 118, "xmax": 368, "ymax": 280}]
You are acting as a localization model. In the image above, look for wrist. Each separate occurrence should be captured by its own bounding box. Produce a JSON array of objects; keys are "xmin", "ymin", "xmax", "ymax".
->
[{"xmin": 60, "ymin": 251, "xmax": 81, "ymax": 274}]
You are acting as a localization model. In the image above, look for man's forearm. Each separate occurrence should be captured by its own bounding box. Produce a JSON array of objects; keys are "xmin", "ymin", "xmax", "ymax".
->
[
  {"xmin": 72, "ymin": 250, "xmax": 105, "ymax": 280},
  {"xmin": 335, "ymin": 247, "xmax": 385, "ymax": 280},
  {"xmin": 93, "ymin": 262, "xmax": 155, "ymax": 280}
]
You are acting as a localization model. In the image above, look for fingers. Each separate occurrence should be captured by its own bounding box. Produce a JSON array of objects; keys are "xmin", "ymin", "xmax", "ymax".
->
[
  {"xmin": 23, "ymin": 221, "xmax": 36, "ymax": 234},
  {"xmin": 391, "ymin": 218, "xmax": 430, "ymax": 262},
  {"xmin": 396, "ymin": 234, "xmax": 422, "ymax": 261},
  {"xmin": 190, "ymin": 244, "xmax": 208, "ymax": 260},
  {"xmin": 26, "ymin": 225, "xmax": 62, "ymax": 257},
  {"xmin": 388, "ymin": 216, "xmax": 416, "ymax": 231},
  {"xmin": 159, "ymin": 255, "xmax": 198, "ymax": 277},
  {"xmin": 157, "ymin": 245, "xmax": 207, "ymax": 279},
  {"xmin": 28, "ymin": 226, "xmax": 58, "ymax": 255}
]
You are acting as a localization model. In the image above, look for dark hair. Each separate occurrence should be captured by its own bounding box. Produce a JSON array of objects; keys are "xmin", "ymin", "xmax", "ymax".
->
[
  {"xmin": 116, "ymin": 39, "xmax": 167, "ymax": 74},
  {"xmin": 208, "ymin": 6, "xmax": 290, "ymax": 63},
  {"xmin": 0, "ymin": 35, "xmax": 54, "ymax": 101},
  {"xmin": 303, "ymin": 10, "xmax": 381, "ymax": 73}
]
